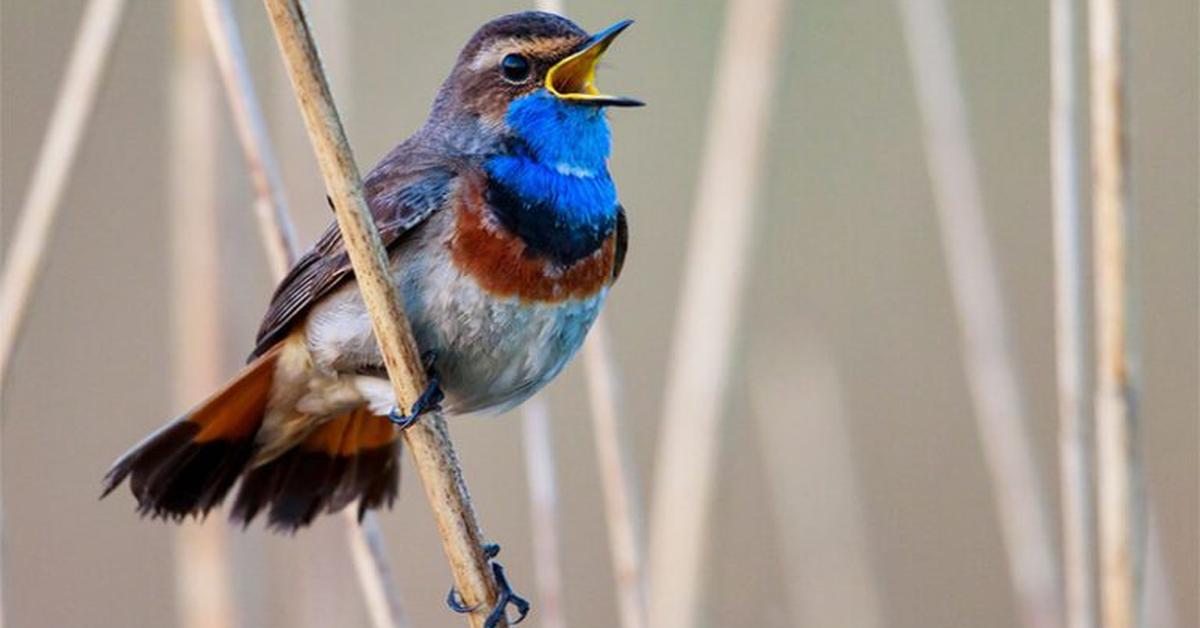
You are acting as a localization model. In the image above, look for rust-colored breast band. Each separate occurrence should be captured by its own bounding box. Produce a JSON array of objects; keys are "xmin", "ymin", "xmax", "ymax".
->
[{"xmin": 449, "ymin": 173, "xmax": 615, "ymax": 303}]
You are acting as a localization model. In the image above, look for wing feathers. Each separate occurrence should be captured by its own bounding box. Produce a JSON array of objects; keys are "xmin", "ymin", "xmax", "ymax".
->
[{"xmin": 250, "ymin": 150, "xmax": 458, "ymax": 360}]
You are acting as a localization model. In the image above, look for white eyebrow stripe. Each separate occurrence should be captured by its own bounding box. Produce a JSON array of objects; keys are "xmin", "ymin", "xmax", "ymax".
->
[
  {"xmin": 467, "ymin": 37, "xmax": 579, "ymax": 72},
  {"xmin": 469, "ymin": 38, "xmax": 526, "ymax": 71}
]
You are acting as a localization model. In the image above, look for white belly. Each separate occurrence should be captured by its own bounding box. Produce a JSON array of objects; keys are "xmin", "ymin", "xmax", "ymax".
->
[{"xmin": 303, "ymin": 226, "xmax": 606, "ymax": 416}]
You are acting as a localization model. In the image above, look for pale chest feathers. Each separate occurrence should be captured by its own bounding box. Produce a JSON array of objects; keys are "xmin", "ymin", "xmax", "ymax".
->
[{"xmin": 303, "ymin": 205, "xmax": 610, "ymax": 416}]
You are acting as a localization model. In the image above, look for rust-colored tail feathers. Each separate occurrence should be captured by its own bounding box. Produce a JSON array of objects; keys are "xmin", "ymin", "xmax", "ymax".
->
[
  {"xmin": 101, "ymin": 345, "xmax": 400, "ymax": 531},
  {"xmin": 232, "ymin": 407, "xmax": 400, "ymax": 530}
]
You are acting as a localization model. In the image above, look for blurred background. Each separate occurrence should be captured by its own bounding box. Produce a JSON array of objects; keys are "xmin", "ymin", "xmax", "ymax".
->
[{"xmin": 1, "ymin": 1, "xmax": 1195, "ymax": 627}]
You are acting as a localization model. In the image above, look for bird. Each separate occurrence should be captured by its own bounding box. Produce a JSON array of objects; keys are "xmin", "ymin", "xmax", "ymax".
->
[{"xmin": 102, "ymin": 12, "xmax": 640, "ymax": 532}]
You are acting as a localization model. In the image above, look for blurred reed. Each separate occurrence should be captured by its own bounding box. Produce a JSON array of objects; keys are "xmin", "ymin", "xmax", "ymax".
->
[
  {"xmin": 648, "ymin": 0, "xmax": 786, "ymax": 624},
  {"xmin": 197, "ymin": 0, "xmax": 297, "ymax": 278},
  {"xmin": 1051, "ymin": 0, "xmax": 1097, "ymax": 626},
  {"xmin": 0, "ymin": 4, "xmax": 127, "ymax": 617},
  {"xmin": 521, "ymin": 397, "xmax": 566, "ymax": 628},
  {"xmin": 1087, "ymin": 0, "xmax": 1143, "ymax": 626},
  {"xmin": 0, "ymin": 0, "xmax": 126, "ymax": 384},
  {"xmin": 748, "ymin": 337, "xmax": 883, "ymax": 628},
  {"xmin": 1144, "ymin": 514, "xmax": 1178, "ymax": 628},
  {"xmin": 896, "ymin": 2, "xmax": 1065, "ymax": 627},
  {"xmin": 198, "ymin": 1, "xmax": 409, "ymax": 626},
  {"xmin": 262, "ymin": 1, "xmax": 508, "ymax": 625},
  {"xmin": 581, "ymin": 319, "xmax": 648, "ymax": 628},
  {"xmin": 168, "ymin": 2, "xmax": 237, "ymax": 626}
]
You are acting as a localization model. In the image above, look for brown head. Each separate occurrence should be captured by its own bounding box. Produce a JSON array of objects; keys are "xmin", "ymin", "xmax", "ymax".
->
[{"xmin": 427, "ymin": 12, "xmax": 640, "ymax": 134}]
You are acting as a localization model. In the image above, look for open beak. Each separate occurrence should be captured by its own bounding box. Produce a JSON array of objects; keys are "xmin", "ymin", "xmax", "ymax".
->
[{"xmin": 545, "ymin": 20, "xmax": 644, "ymax": 107}]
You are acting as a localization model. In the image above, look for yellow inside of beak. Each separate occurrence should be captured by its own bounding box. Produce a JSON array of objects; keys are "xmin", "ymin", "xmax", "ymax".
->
[{"xmin": 545, "ymin": 39, "xmax": 611, "ymax": 101}]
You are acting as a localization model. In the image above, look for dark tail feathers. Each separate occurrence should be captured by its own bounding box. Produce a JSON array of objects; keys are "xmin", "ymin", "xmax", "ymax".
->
[{"xmin": 101, "ymin": 345, "xmax": 400, "ymax": 532}]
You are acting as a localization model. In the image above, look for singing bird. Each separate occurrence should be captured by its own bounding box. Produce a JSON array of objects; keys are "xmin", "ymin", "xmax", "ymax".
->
[{"xmin": 103, "ymin": 13, "xmax": 640, "ymax": 532}]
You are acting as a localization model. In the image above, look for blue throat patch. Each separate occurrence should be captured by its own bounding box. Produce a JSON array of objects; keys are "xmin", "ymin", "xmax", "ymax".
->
[{"xmin": 484, "ymin": 91, "xmax": 618, "ymax": 265}]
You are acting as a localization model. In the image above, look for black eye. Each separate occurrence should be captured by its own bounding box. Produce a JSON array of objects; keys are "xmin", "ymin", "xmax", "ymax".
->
[{"xmin": 500, "ymin": 53, "xmax": 531, "ymax": 83}]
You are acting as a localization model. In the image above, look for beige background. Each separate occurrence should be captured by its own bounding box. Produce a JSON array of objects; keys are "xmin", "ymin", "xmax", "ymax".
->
[{"xmin": 2, "ymin": 1, "xmax": 1196, "ymax": 627}]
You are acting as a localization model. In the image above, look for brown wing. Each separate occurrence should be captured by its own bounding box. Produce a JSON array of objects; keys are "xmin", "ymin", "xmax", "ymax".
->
[
  {"xmin": 248, "ymin": 148, "xmax": 458, "ymax": 360},
  {"xmin": 612, "ymin": 204, "xmax": 629, "ymax": 283}
]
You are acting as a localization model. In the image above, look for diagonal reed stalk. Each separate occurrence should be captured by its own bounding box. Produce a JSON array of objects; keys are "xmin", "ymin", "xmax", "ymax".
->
[
  {"xmin": 1051, "ymin": 0, "xmax": 1098, "ymax": 626},
  {"xmin": 895, "ymin": 2, "xmax": 1064, "ymax": 628},
  {"xmin": 168, "ymin": 2, "xmax": 236, "ymax": 626},
  {"xmin": 197, "ymin": 0, "xmax": 297, "ymax": 279},
  {"xmin": 1087, "ymin": 0, "xmax": 1143, "ymax": 626},
  {"xmin": 0, "ymin": 4, "xmax": 127, "ymax": 616},
  {"xmin": 648, "ymin": 0, "xmax": 786, "ymax": 624},
  {"xmin": 0, "ymin": 2, "xmax": 125, "ymax": 624},
  {"xmin": 262, "ymin": 1, "xmax": 507, "ymax": 626},
  {"xmin": 197, "ymin": 1, "xmax": 409, "ymax": 627},
  {"xmin": 0, "ymin": 0, "xmax": 126, "ymax": 384}
]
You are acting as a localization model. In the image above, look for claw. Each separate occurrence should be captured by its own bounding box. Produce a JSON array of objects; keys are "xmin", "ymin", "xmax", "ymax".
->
[
  {"xmin": 386, "ymin": 352, "xmax": 443, "ymax": 429},
  {"xmin": 445, "ymin": 544, "xmax": 531, "ymax": 627},
  {"xmin": 446, "ymin": 587, "xmax": 476, "ymax": 613}
]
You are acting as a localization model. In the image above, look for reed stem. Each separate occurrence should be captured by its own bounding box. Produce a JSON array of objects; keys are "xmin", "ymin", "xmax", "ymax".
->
[
  {"xmin": 0, "ymin": 0, "xmax": 127, "ymax": 620},
  {"xmin": 198, "ymin": 0, "xmax": 297, "ymax": 279},
  {"xmin": 647, "ymin": 0, "xmax": 786, "ymax": 624},
  {"xmin": 1087, "ymin": 0, "xmax": 1142, "ymax": 626},
  {"xmin": 895, "ymin": 1, "xmax": 1063, "ymax": 627},
  {"xmin": 198, "ymin": 2, "xmax": 409, "ymax": 626},
  {"xmin": 169, "ymin": 2, "xmax": 235, "ymax": 626},
  {"xmin": 262, "ymin": 1, "xmax": 505, "ymax": 625},
  {"xmin": 1051, "ymin": 0, "xmax": 1097, "ymax": 626},
  {"xmin": 0, "ymin": 0, "xmax": 126, "ymax": 384},
  {"xmin": 581, "ymin": 318, "xmax": 647, "ymax": 628},
  {"xmin": 521, "ymin": 398, "xmax": 566, "ymax": 628}
]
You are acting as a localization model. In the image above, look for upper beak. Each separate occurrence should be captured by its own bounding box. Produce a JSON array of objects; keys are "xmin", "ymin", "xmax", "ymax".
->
[{"xmin": 545, "ymin": 19, "xmax": 644, "ymax": 107}]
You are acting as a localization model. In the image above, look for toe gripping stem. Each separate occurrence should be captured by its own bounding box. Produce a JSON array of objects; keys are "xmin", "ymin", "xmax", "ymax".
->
[
  {"xmin": 387, "ymin": 352, "xmax": 444, "ymax": 429},
  {"xmin": 446, "ymin": 544, "xmax": 530, "ymax": 627}
]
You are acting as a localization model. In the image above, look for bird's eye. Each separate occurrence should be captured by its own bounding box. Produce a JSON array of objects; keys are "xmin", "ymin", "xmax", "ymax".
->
[{"xmin": 500, "ymin": 53, "xmax": 531, "ymax": 83}]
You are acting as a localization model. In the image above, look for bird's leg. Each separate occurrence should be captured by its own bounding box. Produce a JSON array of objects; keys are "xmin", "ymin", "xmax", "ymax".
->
[
  {"xmin": 387, "ymin": 351, "xmax": 444, "ymax": 429},
  {"xmin": 446, "ymin": 543, "xmax": 531, "ymax": 627}
]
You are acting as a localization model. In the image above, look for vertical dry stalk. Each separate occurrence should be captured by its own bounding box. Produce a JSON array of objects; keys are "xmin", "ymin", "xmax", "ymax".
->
[
  {"xmin": 1087, "ymin": 0, "xmax": 1142, "ymax": 626},
  {"xmin": 197, "ymin": 2, "xmax": 409, "ymax": 627},
  {"xmin": 581, "ymin": 318, "xmax": 647, "ymax": 628},
  {"xmin": 521, "ymin": 398, "xmax": 566, "ymax": 628},
  {"xmin": 169, "ymin": 2, "xmax": 236, "ymax": 627},
  {"xmin": 262, "ymin": 1, "xmax": 505, "ymax": 626},
  {"xmin": 1051, "ymin": 0, "xmax": 1098, "ymax": 626},
  {"xmin": 0, "ymin": 0, "xmax": 126, "ymax": 382},
  {"xmin": 647, "ymin": 0, "xmax": 785, "ymax": 625},
  {"xmin": 895, "ymin": 2, "xmax": 1064, "ymax": 628}
]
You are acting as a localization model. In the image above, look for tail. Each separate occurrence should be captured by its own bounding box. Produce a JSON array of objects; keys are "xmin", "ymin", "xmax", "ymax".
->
[
  {"xmin": 101, "ymin": 344, "xmax": 401, "ymax": 531},
  {"xmin": 231, "ymin": 407, "xmax": 400, "ymax": 531}
]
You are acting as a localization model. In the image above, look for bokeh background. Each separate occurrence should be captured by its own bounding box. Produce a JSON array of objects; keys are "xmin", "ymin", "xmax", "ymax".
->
[{"xmin": 1, "ymin": 1, "xmax": 1195, "ymax": 627}]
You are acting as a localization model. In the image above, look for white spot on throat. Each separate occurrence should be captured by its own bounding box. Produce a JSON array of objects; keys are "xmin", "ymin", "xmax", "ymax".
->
[{"xmin": 554, "ymin": 162, "xmax": 596, "ymax": 178}]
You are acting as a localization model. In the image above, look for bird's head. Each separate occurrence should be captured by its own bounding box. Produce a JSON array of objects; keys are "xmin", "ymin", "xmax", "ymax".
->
[{"xmin": 428, "ymin": 12, "xmax": 641, "ymax": 152}]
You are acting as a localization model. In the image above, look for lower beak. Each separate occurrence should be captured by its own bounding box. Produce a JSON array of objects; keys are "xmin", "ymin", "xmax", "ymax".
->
[{"xmin": 545, "ymin": 20, "xmax": 644, "ymax": 107}]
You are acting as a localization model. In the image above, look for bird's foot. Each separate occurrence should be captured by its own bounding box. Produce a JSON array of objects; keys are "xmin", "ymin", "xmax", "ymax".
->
[
  {"xmin": 446, "ymin": 544, "xmax": 530, "ymax": 627},
  {"xmin": 386, "ymin": 351, "xmax": 444, "ymax": 430}
]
